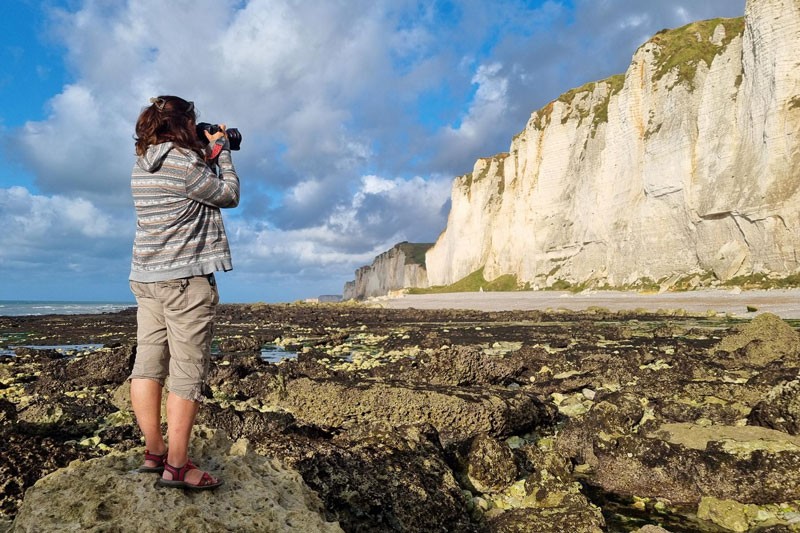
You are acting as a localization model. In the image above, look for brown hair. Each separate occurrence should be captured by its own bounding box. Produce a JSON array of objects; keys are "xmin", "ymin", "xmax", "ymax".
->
[{"xmin": 134, "ymin": 95, "xmax": 206, "ymax": 157}]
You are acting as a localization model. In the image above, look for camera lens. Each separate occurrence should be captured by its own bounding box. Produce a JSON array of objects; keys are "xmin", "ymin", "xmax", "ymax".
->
[{"xmin": 196, "ymin": 122, "xmax": 241, "ymax": 151}]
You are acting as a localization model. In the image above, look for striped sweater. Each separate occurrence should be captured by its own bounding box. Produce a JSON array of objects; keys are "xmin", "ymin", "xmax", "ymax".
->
[{"xmin": 129, "ymin": 141, "xmax": 240, "ymax": 282}]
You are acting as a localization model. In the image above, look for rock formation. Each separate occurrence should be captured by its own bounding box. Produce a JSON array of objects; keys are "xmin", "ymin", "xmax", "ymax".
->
[
  {"xmin": 425, "ymin": 0, "xmax": 800, "ymax": 289},
  {"xmin": 343, "ymin": 241, "xmax": 431, "ymax": 300},
  {"xmin": 12, "ymin": 427, "xmax": 343, "ymax": 533}
]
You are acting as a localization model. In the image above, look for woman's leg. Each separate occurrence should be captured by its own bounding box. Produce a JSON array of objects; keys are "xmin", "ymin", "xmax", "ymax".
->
[
  {"xmin": 165, "ymin": 392, "xmax": 199, "ymax": 466},
  {"xmin": 129, "ymin": 281, "xmax": 170, "ymax": 462},
  {"xmin": 130, "ymin": 378, "xmax": 167, "ymax": 459},
  {"xmin": 161, "ymin": 275, "xmax": 220, "ymax": 485}
]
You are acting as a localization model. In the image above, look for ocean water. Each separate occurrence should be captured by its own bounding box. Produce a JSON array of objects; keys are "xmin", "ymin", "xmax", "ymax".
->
[{"xmin": 0, "ymin": 300, "xmax": 135, "ymax": 316}]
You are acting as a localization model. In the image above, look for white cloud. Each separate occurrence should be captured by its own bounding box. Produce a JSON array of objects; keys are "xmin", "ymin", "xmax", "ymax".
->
[
  {"xmin": 230, "ymin": 173, "xmax": 452, "ymax": 277},
  {"xmin": 428, "ymin": 61, "xmax": 511, "ymax": 172},
  {"xmin": 0, "ymin": 186, "xmax": 127, "ymax": 261}
]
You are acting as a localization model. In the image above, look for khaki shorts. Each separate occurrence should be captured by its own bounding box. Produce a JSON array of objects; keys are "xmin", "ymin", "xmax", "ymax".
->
[{"xmin": 129, "ymin": 274, "xmax": 219, "ymax": 401}]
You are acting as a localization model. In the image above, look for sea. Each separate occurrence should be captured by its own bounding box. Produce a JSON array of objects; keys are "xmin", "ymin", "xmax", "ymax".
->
[{"xmin": 0, "ymin": 300, "xmax": 135, "ymax": 317}]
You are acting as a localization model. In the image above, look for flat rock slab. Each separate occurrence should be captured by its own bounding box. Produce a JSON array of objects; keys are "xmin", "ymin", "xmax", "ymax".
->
[
  {"xmin": 590, "ymin": 422, "xmax": 800, "ymax": 506},
  {"xmin": 12, "ymin": 428, "xmax": 342, "ymax": 533},
  {"xmin": 260, "ymin": 377, "xmax": 553, "ymax": 446}
]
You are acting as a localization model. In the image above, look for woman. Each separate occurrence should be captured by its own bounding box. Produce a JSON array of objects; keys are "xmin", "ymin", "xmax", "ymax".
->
[{"xmin": 128, "ymin": 95, "xmax": 239, "ymax": 490}]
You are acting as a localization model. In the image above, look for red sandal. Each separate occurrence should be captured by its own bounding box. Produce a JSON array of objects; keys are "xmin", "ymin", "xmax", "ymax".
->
[
  {"xmin": 156, "ymin": 460, "xmax": 223, "ymax": 490},
  {"xmin": 137, "ymin": 449, "xmax": 168, "ymax": 473}
]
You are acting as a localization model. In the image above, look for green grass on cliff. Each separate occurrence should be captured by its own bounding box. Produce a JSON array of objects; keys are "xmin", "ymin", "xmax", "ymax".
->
[
  {"xmin": 550, "ymin": 74, "xmax": 626, "ymax": 134},
  {"xmin": 648, "ymin": 17, "xmax": 745, "ymax": 89},
  {"xmin": 524, "ymin": 16, "xmax": 744, "ymax": 136},
  {"xmin": 408, "ymin": 267, "xmax": 520, "ymax": 294},
  {"xmin": 398, "ymin": 242, "xmax": 433, "ymax": 267},
  {"xmin": 722, "ymin": 272, "xmax": 800, "ymax": 290}
]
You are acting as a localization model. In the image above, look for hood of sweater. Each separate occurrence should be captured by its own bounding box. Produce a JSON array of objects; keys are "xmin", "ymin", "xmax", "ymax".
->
[{"xmin": 136, "ymin": 142, "xmax": 175, "ymax": 172}]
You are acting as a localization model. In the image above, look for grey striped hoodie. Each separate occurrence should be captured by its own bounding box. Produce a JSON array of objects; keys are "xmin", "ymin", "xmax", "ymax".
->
[{"xmin": 129, "ymin": 141, "xmax": 240, "ymax": 282}]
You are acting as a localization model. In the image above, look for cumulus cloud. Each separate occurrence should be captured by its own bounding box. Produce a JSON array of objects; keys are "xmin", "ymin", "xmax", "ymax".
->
[
  {"xmin": 433, "ymin": 62, "xmax": 511, "ymax": 170},
  {"xmin": 0, "ymin": 186, "xmax": 130, "ymax": 268},
  {"xmin": 231, "ymin": 173, "xmax": 452, "ymax": 275}
]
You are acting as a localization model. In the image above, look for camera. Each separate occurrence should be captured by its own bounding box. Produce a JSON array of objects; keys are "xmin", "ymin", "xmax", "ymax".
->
[{"xmin": 196, "ymin": 122, "xmax": 242, "ymax": 151}]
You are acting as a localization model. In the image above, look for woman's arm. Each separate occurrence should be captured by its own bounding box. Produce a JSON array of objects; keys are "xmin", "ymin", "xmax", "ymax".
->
[{"xmin": 184, "ymin": 135, "xmax": 240, "ymax": 208}]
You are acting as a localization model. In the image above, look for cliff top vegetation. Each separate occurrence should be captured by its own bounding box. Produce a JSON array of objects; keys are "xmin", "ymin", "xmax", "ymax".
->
[
  {"xmin": 647, "ymin": 17, "xmax": 745, "ymax": 88},
  {"xmin": 397, "ymin": 242, "xmax": 433, "ymax": 266},
  {"xmin": 525, "ymin": 16, "xmax": 745, "ymax": 135}
]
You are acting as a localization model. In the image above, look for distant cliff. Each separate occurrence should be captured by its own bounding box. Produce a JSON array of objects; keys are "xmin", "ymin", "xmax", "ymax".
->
[
  {"xmin": 343, "ymin": 242, "xmax": 432, "ymax": 300},
  {"xmin": 425, "ymin": 0, "xmax": 800, "ymax": 290}
]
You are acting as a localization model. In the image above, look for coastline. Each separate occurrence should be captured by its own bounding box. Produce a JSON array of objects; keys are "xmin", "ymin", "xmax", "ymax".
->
[
  {"xmin": 0, "ymin": 300, "xmax": 135, "ymax": 316},
  {"xmin": 378, "ymin": 288, "xmax": 800, "ymax": 319}
]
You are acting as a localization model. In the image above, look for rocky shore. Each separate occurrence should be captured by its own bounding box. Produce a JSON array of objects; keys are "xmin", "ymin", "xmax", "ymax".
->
[{"xmin": 2, "ymin": 303, "xmax": 800, "ymax": 532}]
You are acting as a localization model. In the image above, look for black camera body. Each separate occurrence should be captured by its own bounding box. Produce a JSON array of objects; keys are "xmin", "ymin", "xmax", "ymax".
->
[{"xmin": 196, "ymin": 122, "xmax": 242, "ymax": 151}]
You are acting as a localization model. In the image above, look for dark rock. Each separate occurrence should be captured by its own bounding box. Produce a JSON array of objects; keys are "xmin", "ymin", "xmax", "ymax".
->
[
  {"xmin": 206, "ymin": 351, "xmax": 270, "ymax": 392},
  {"xmin": 196, "ymin": 402, "xmax": 331, "ymax": 441},
  {"xmin": 748, "ymin": 379, "xmax": 800, "ymax": 434},
  {"xmin": 16, "ymin": 394, "xmax": 115, "ymax": 438},
  {"xmin": 589, "ymin": 423, "xmax": 800, "ymax": 506},
  {"xmin": 408, "ymin": 345, "xmax": 526, "ymax": 386},
  {"xmin": 0, "ymin": 433, "xmax": 98, "ymax": 520},
  {"xmin": 466, "ymin": 434, "xmax": 518, "ymax": 493},
  {"xmin": 0, "ymin": 399, "xmax": 16, "ymax": 431},
  {"xmin": 196, "ymin": 404, "xmax": 477, "ymax": 532},
  {"xmin": 12, "ymin": 347, "xmax": 66, "ymax": 361},
  {"xmin": 216, "ymin": 335, "xmax": 266, "ymax": 354},
  {"xmin": 29, "ymin": 345, "xmax": 134, "ymax": 395},
  {"xmin": 281, "ymin": 423, "xmax": 481, "ymax": 533},
  {"xmin": 516, "ymin": 444, "xmax": 573, "ymax": 484},
  {"xmin": 556, "ymin": 392, "xmax": 645, "ymax": 465}
]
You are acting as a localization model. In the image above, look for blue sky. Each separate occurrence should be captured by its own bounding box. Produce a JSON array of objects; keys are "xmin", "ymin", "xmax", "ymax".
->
[{"xmin": 0, "ymin": 0, "xmax": 746, "ymax": 303}]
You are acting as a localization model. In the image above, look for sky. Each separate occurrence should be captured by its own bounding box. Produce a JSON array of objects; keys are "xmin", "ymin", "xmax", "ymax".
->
[{"xmin": 0, "ymin": 0, "xmax": 746, "ymax": 304}]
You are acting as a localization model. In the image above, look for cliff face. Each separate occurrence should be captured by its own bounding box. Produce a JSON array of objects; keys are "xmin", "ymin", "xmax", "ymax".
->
[
  {"xmin": 426, "ymin": 0, "xmax": 800, "ymax": 289},
  {"xmin": 344, "ymin": 242, "xmax": 432, "ymax": 300}
]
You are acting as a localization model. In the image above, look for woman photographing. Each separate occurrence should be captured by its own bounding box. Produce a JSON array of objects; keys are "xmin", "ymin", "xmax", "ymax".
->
[{"xmin": 128, "ymin": 95, "xmax": 239, "ymax": 490}]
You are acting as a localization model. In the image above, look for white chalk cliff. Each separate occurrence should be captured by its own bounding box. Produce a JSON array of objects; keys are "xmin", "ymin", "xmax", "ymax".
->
[
  {"xmin": 425, "ymin": 0, "xmax": 800, "ymax": 289},
  {"xmin": 344, "ymin": 242, "xmax": 432, "ymax": 300}
]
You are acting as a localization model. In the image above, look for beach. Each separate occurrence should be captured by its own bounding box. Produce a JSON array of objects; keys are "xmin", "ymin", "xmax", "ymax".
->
[
  {"xmin": 5, "ymin": 301, "xmax": 800, "ymax": 531},
  {"xmin": 380, "ymin": 288, "xmax": 800, "ymax": 319}
]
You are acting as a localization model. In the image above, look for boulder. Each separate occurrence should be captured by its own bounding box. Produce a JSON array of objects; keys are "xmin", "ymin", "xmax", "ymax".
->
[
  {"xmin": 711, "ymin": 313, "xmax": 800, "ymax": 368},
  {"xmin": 466, "ymin": 434, "xmax": 518, "ymax": 493},
  {"xmin": 749, "ymin": 378, "xmax": 800, "ymax": 434},
  {"xmin": 259, "ymin": 376, "xmax": 554, "ymax": 446},
  {"xmin": 280, "ymin": 424, "xmax": 478, "ymax": 532},
  {"xmin": 12, "ymin": 427, "xmax": 342, "ymax": 533}
]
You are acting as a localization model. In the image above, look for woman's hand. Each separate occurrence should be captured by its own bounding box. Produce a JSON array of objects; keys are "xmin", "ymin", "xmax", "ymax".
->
[{"xmin": 204, "ymin": 124, "xmax": 227, "ymax": 142}]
